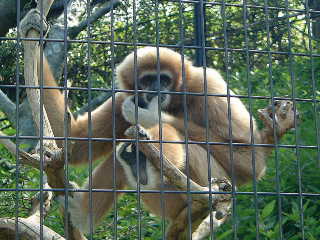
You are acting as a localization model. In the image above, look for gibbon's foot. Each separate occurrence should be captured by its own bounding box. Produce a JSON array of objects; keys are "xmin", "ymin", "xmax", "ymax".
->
[
  {"xmin": 20, "ymin": 9, "xmax": 49, "ymax": 38},
  {"xmin": 56, "ymin": 182, "xmax": 91, "ymax": 234},
  {"xmin": 117, "ymin": 142, "xmax": 149, "ymax": 185},
  {"xmin": 210, "ymin": 178, "xmax": 232, "ymax": 220},
  {"xmin": 258, "ymin": 100, "xmax": 298, "ymax": 136}
]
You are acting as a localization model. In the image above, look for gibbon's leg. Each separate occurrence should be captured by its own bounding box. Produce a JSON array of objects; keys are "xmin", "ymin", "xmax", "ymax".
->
[
  {"xmin": 200, "ymin": 68, "xmax": 260, "ymax": 143},
  {"xmin": 58, "ymin": 154, "xmax": 127, "ymax": 233},
  {"xmin": 117, "ymin": 124, "xmax": 230, "ymax": 239},
  {"xmin": 208, "ymin": 92, "xmax": 261, "ymax": 143},
  {"xmin": 165, "ymin": 142, "xmax": 230, "ymax": 240},
  {"xmin": 40, "ymin": 56, "xmax": 130, "ymax": 164},
  {"xmin": 174, "ymin": 99, "xmax": 297, "ymax": 186},
  {"xmin": 117, "ymin": 123, "xmax": 188, "ymax": 220},
  {"xmin": 152, "ymin": 97, "xmax": 297, "ymax": 186}
]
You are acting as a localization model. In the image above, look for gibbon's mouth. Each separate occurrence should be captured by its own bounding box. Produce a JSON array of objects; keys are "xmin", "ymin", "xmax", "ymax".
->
[
  {"xmin": 144, "ymin": 94, "xmax": 170, "ymax": 108},
  {"xmin": 129, "ymin": 95, "xmax": 148, "ymax": 108},
  {"xmin": 132, "ymin": 94, "xmax": 169, "ymax": 109}
]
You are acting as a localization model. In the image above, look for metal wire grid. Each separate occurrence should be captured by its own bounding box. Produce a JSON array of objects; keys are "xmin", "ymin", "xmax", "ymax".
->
[{"xmin": 0, "ymin": 0, "xmax": 319, "ymax": 239}]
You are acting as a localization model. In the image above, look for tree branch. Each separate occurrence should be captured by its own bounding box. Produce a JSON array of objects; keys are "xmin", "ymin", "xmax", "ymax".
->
[
  {"xmin": 0, "ymin": 217, "xmax": 65, "ymax": 240},
  {"xmin": 22, "ymin": 2, "xmax": 56, "ymax": 149},
  {"xmin": 68, "ymin": 0, "xmax": 121, "ymax": 39},
  {"xmin": 0, "ymin": 88, "xmax": 38, "ymax": 150},
  {"xmin": 0, "ymin": 89, "xmax": 16, "ymax": 122}
]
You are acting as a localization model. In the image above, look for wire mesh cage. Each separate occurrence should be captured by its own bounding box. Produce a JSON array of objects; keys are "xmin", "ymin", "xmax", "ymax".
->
[{"xmin": 0, "ymin": 0, "xmax": 319, "ymax": 239}]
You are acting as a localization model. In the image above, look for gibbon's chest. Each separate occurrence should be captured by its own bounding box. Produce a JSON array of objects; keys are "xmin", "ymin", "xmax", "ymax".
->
[{"xmin": 186, "ymin": 97, "xmax": 206, "ymax": 127}]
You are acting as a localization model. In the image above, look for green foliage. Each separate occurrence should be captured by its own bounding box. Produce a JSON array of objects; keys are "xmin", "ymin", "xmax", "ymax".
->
[
  {"xmin": 0, "ymin": 125, "xmax": 39, "ymax": 218},
  {"xmin": 92, "ymin": 194, "xmax": 163, "ymax": 240}
]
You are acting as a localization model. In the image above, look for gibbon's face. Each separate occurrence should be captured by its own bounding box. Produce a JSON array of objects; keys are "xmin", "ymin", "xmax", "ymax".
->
[
  {"xmin": 137, "ymin": 71, "xmax": 173, "ymax": 109},
  {"xmin": 117, "ymin": 47, "xmax": 188, "ymax": 109}
]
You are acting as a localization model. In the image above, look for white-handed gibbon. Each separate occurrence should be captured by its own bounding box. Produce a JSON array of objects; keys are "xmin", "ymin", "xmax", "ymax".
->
[
  {"xmin": 114, "ymin": 47, "xmax": 297, "ymax": 238},
  {"xmin": 41, "ymin": 46, "xmax": 297, "ymax": 237}
]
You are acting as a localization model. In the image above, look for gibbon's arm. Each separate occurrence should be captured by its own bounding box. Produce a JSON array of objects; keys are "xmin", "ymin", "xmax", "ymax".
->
[
  {"xmin": 121, "ymin": 95, "xmax": 207, "ymax": 142},
  {"xmin": 40, "ymin": 56, "xmax": 130, "ymax": 164},
  {"xmin": 40, "ymin": 57, "xmax": 76, "ymax": 138}
]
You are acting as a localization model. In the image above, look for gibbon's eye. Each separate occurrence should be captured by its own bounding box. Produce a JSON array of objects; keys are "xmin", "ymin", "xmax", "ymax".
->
[
  {"xmin": 139, "ymin": 75, "xmax": 153, "ymax": 88},
  {"xmin": 139, "ymin": 73, "xmax": 172, "ymax": 90},
  {"xmin": 159, "ymin": 74, "xmax": 172, "ymax": 88}
]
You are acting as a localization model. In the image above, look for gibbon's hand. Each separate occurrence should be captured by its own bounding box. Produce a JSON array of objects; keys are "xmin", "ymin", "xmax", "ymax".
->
[
  {"xmin": 121, "ymin": 95, "xmax": 160, "ymax": 128},
  {"xmin": 258, "ymin": 100, "xmax": 298, "ymax": 136}
]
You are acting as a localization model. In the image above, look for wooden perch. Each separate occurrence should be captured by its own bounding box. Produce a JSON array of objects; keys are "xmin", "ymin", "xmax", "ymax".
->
[{"xmin": 0, "ymin": 218, "xmax": 65, "ymax": 240}]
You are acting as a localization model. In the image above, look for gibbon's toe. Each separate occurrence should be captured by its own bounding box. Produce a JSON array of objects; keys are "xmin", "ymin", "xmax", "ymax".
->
[{"xmin": 257, "ymin": 107, "xmax": 274, "ymax": 129}]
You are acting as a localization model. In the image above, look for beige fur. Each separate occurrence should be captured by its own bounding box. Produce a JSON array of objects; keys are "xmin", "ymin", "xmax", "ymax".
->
[
  {"xmin": 41, "ymin": 47, "xmax": 295, "ymax": 238},
  {"xmin": 117, "ymin": 47, "xmax": 266, "ymax": 184}
]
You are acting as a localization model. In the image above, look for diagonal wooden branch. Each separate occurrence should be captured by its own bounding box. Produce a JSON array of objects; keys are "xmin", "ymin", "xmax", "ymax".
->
[
  {"xmin": 0, "ymin": 130, "xmax": 41, "ymax": 167},
  {"xmin": 129, "ymin": 136, "xmax": 231, "ymax": 205}
]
